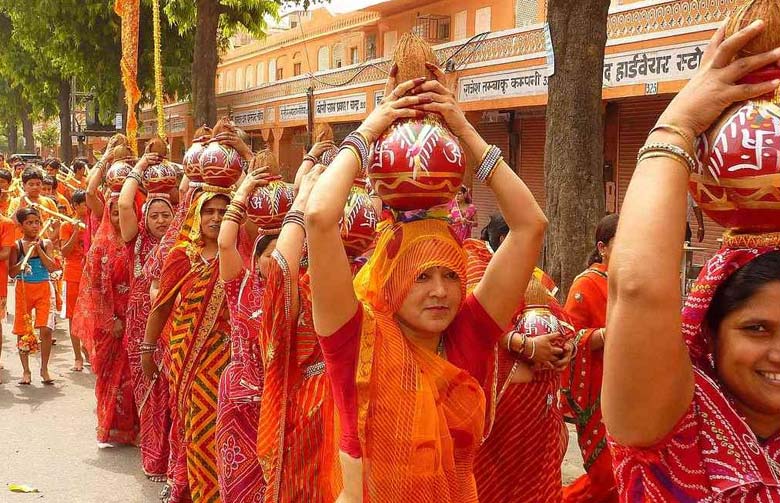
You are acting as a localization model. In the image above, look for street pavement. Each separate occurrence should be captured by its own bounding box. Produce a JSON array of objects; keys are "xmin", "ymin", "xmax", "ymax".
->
[
  {"xmin": 0, "ymin": 290, "xmax": 162, "ymax": 502},
  {"xmin": 0, "ymin": 289, "xmax": 584, "ymax": 502}
]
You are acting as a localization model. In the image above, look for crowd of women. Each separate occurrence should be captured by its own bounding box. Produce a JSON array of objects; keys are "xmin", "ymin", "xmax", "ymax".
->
[{"xmin": 1, "ymin": 17, "xmax": 779, "ymax": 503}]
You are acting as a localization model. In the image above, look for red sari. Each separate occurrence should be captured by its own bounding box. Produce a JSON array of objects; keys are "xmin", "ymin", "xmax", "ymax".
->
[
  {"xmin": 124, "ymin": 218, "xmax": 171, "ymax": 479},
  {"xmin": 609, "ymin": 237, "xmax": 780, "ymax": 501},
  {"xmin": 153, "ymin": 193, "xmax": 231, "ymax": 503},
  {"xmin": 466, "ymin": 240, "xmax": 570, "ymax": 502},
  {"xmin": 73, "ymin": 198, "xmax": 138, "ymax": 445},
  {"xmin": 257, "ymin": 252, "xmax": 336, "ymax": 503},
  {"xmin": 216, "ymin": 270, "xmax": 265, "ymax": 502},
  {"xmin": 560, "ymin": 262, "xmax": 617, "ymax": 503}
]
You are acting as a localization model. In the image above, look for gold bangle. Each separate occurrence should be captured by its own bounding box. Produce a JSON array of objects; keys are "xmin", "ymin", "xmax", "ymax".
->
[
  {"xmin": 638, "ymin": 151, "xmax": 691, "ymax": 173},
  {"xmin": 650, "ymin": 124, "xmax": 695, "ymax": 155},
  {"xmin": 342, "ymin": 145, "xmax": 361, "ymax": 165}
]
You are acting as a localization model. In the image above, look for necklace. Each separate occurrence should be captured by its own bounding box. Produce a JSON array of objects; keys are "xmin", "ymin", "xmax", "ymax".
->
[{"xmin": 436, "ymin": 336, "xmax": 446, "ymax": 359}]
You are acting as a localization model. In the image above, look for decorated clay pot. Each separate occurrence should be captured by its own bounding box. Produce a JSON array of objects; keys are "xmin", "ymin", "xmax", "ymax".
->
[
  {"xmin": 246, "ymin": 176, "xmax": 295, "ymax": 232},
  {"xmin": 516, "ymin": 305, "xmax": 561, "ymax": 339},
  {"xmin": 183, "ymin": 139, "xmax": 208, "ymax": 183},
  {"xmin": 693, "ymin": 67, "xmax": 780, "ymax": 233},
  {"xmin": 341, "ymin": 179, "xmax": 377, "ymax": 258},
  {"xmin": 143, "ymin": 161, "xmax": 179, "ymax": 195},
  {"xmin": 199, "ymin": 140, "xmax": 243, "ymax": 188},
  {"xmin": 105, "ymin": 159, "xmax": 133, "ymax": 193},
  {"xmin": 369, "ymin": 116, "xmax": 465, "ymax": 211}
]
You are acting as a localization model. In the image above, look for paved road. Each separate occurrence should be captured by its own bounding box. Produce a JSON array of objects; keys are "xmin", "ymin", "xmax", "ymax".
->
[
  {"xmin": 0, "ymin": 291, "xmax": 162, "ymax": 503},
  {"xmin": 0, "ymin": 290, "xmax": 584, "ymax": 502}
]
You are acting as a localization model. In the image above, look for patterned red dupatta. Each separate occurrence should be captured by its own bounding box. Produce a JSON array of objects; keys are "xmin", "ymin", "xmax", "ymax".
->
[
  {"xmin": 609, "ymin": 233, "xmax": 780, "ymax": 501},
  {"xmin": 72, "ymin": 196, "xmax": 137, "ymax": 444},
  {"xmin": 256, "ymin": 250, "xmax": 337, "ymax": 503}
]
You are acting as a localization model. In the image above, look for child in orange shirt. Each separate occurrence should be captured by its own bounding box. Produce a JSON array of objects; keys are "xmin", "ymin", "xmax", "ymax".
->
[
  {"xmin": 9, "ymin": 207, "xmax": 57, "ymax": 385},
  {"xmin": 61, "ymin": 190, "xmax": 89, "ymax": 371},
  {"xmin": 0, "ymin": 211, "xmax": 14, "ymax": 383}
]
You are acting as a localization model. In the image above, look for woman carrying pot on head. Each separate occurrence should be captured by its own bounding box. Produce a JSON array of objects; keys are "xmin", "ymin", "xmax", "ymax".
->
[
  {"xmin": 305, "ymin": 62, "xmax": 547, "ymax": 501},
  {"xmin": 214, "ymin": 163, "xmax": 276, "ymax": 503},
  {"xmin": 72, "ymin": 182, "xmax": 138, "ymax": 447},
  {"xmin": 118, "ymin": 148, "xmax": 175, "ymax": 483},
  {"xmin": 142, "ymin": 187, "xmax": 233, "ymax": 502},
  {"xmin": 603, "ymin": 19, "xmax": 780, "ymax": 500}
]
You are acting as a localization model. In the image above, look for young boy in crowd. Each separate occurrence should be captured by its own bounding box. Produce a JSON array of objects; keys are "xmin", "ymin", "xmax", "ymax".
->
[
  {"xmin": 0, "ymin": 168, "xmax": 12, "ymax": 217},
  {"xmin": 60, "ymin": 190, "xmax": 89, "ymax": 370},
  {"xmin": 9, "ymin": 207, "xmax": 57, "ymax": 385}
]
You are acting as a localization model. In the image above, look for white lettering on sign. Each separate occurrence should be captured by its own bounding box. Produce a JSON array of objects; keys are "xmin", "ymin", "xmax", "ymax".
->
[
  {"xmin": 279, "ymin": 102, "xmax": 308, "ymax": 122},
  {"xmin": 315, "ymin": 93, "xmax": 367, "ymax": 118}
]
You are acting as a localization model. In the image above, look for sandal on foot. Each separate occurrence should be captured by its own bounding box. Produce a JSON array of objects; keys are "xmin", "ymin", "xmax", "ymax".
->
[
  {"xmin": 71, "ymin": 361, "xmax": 84, "ymax": 372},
  {"xmin": 19, "ymin": 373, "xmax": 32, "ymax": 385}
]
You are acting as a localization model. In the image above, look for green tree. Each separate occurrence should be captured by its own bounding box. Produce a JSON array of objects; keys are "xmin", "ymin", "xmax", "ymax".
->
[
  {"xmin": 35, "ymin": 123, "xmax": 60, "ymax": 151},
  {"xmin": 0, "ymin": 1, "xmax": 193, "ymax": 160},
  {"xmin": 163, "ymin": 0, "xmax": 322, "ymax": 126}
]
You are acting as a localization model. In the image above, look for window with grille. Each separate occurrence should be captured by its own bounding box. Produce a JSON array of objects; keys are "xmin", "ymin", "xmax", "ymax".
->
[
  {"xmin": 334, "ymin": 43, "xmax": 344, "ymax": 68},
  {"xmin": 294, "ymin": 62, "xmax": 302, "ymax": 76},
  {"xmin": 350, "ymin": 47, "xmax": 359, "ymax": 65},
  {"xmin": 413, "ymin": 14, "xmax": 450, "ymax": 44},
  {"xmin": 366, "ymin": 34, "xmax": 377, "ymax": 60},
  {"xmin": 516, "ymin": 0, "xmax": 540, "ymax": 27}
]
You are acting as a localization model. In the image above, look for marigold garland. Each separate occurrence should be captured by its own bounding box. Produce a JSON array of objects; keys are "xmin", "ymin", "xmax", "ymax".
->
[
  {"xmin": 115, "ymin": 0, "xmax": 141, "ymax": 155},
  {"xmin": 152, "ymin": 0, "xmax": 166, "ymax": 141}
]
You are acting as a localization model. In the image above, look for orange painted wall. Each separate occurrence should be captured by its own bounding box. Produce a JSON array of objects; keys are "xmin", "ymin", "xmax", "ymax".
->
[
  {"xmin": 218, "ymin": 9, "xmax": 377, "ymax": 93},
  {"xmin": 216, "ymin": 0, "xmax": 527, "ymax": 94}
]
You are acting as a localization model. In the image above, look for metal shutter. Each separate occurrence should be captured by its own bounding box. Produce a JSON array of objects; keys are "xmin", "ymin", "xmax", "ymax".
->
[
  {"xmin": 471, "ymin": 121, "xmax": 511, "ymax": 237},
  {"xmin": 519, "ymin": 114, "xmax": 546, "ymax": 210}
]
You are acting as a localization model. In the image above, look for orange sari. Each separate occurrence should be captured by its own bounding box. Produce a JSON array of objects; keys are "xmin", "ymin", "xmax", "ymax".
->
[
  {"xmin": 256, "ymin": 252, "xmax": 337, "ymax": 503},
  {"xmin": 561, "ymin": 263, "xmax": 618, "ymax": 503},
  {"xmin": 349, "ymin": 218, "xmax": 489, "ymax": 502}
]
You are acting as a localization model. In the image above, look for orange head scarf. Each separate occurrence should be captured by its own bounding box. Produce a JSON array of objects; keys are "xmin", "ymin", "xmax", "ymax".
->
[
  {"xmin": 354, "ymin": 216, "xmax": 467, "ymax": 315},
  {"xmin": 349, "ymin": 214, "xmax": 483, "ymax": 503}
]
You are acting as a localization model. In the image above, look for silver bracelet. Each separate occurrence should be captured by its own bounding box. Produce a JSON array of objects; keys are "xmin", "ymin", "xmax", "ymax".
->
[
  {"xmin": 637, "ymin": 142, "xmax": 696, "ymax": 173},
  {"xmin": 476, "ymin": 145, "xmax": 502, "ymax": 182}
]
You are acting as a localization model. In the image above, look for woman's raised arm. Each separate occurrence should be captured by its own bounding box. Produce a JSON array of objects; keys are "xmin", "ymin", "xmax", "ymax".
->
[
  {"xmin": 218, "ymin": 167, "xmax": 269, "ymax": 282},
  {"xmin": 411, "ymin": 66, "xmax": 548, "ymax": 329},
  {"xmin": 306, "ymin": 70, "xmax": 428, "ymax": 337},
  {"xmin": 603, "ymin": 21, "xmax": 780, "ymax": 447},
  {"xmin": 119, "ymin": 154, "xmax": 158, "ymax": 243}
]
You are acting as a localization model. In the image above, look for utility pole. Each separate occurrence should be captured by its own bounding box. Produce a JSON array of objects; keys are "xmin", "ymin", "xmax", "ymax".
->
[{"xmin": 306, "ymin": 79, "xmax": 315, "ymax": 151}]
